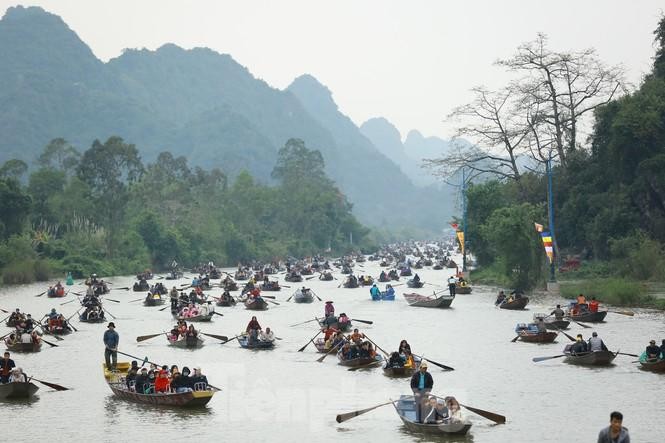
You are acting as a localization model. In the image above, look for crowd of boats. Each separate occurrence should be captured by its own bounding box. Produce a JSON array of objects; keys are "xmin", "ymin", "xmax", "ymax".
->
[{"xmin": 2, "ymin": 240, "xmax": 664, "ymax": 436}]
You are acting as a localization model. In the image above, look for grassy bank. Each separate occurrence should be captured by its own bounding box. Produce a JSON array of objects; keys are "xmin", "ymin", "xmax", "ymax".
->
[
  {"xmin": 470, "ymin": 264, "xmax": 512, "ymax": 288},
  {"xmin": 560, "ymin": 278, "xmax": 665, "ymax": 310}
]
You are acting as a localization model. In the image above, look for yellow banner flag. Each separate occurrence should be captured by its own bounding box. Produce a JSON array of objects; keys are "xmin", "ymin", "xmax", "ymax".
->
[{"xmin": 456, "ymin": 231, "xmax": 465, "ymax": 254}]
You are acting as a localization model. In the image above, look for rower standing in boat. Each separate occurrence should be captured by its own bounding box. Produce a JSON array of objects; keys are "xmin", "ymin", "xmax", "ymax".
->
[
  {"xmin": 369, "ymin": 284, "xmax": 381, "ymax": 300},
  {"xmin": 597, "ymin": 411, "xmax": 630, "ymax": 443},
  {"xmin": 410, "ymin": 361, "xmax": 433, "ymax": 423},
  {"xmin": 495, "ymin": 291, "xmax": 506, "ymax": 306},
  {"xmin": 170, "ymin": 286, "xmax": 179, "ymax": 311},
  {"xmin": 103, "ymin": 322, "xmax": 119, "ymax": 371},
  {"xmin": 645, "ymin": 340, "xmax": 661, "ymax": 360},
  {"xmin": 588, "ymin": 332, "xmax": 608, "ymax": 352},
  {"xmin": 0, "ymin": 352, "xmax": 16, "ymax": 383},
  {"xmin": 447, "ymin": 276, "xmax": 456, "ymax": 296},
  {"xmin": 550, "ymin": 304, "xmax": 565, "ymax": 320}
]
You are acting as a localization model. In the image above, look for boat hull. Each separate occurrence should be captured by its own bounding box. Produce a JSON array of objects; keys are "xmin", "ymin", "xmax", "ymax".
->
[
  {"xmin": 518, "ymin": 331, "xmax": 558, "ymax": 343},
  {"xmin": 404, "ymin": 293, "xmax": 454, "ymax": 309},
  {"xmin": 238, "ymin": 336, "xmax": 275, "ymax": 349},
  {"xmin": 564, "ymin": 350, "xmax": 617, "ymax": 366},
  {"xmin": 545, "ymin": 320, "xmax": 570, "ymax": 330},
  {"xmin": 5, "ymin": 342, "xmax": 42, "ymax": 352},
  {"xmin": 393, "ymin": 395, "xmax": 472, "ymax": 435},
  {"xmin": 499, "ymin": 297, "xmax": 529, "ymax": 310},
  {"xmin": 568, "ymin": 311, "xmax": 608, "ymax": 323},
  {"xmin": 0, "ymin": 381, "xmax": 39, "ymax": 399}
]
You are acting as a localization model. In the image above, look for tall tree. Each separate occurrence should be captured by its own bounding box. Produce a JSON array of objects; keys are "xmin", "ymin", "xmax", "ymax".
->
[
  {"xmin": 77, "ymin": 136, "xmax": 144, "ymax": 256},
  {"xmin": 37, "ymin": 138, "xmax": 81, "ymax": 174}
]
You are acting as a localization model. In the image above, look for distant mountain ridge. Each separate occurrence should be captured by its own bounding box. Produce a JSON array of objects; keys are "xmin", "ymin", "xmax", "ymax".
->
[{"xmin": 0, "ymin": 5, "xmax": 454, "ymax": 231}]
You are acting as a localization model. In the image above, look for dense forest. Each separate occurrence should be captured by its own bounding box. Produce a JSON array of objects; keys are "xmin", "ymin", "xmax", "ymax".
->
[
  {"xmin": 0, "ymin": 137, "xmax": 373, "ymax": 283},
  {"xmin": 456, "ymin": 17, "xmax": 665, "ymax": 298}
]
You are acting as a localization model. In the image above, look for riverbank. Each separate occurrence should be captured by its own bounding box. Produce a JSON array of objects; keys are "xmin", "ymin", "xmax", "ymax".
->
[{"xmin": 471, "ymin": 265, "xmax": 665, "ymax": 310}]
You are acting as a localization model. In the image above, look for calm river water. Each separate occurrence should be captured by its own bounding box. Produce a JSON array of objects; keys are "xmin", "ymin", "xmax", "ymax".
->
[{"xmin": 2, "ymin": 257, "xmax": 664, "ymax": 442}]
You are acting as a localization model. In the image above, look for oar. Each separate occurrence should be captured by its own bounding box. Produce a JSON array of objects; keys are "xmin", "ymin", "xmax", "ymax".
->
[
  {"xmin": 568, "ymin": 319, "xmax": 591, "ymax": 328},
  {"xmin": 617, "ymin": 352, "xmax": 639, "ymax": 358},
  {"xmin": 532, "ymin": 354, "xmax": 566, "ymax": 363},
  {"xmin": 306, "ymin": 275, "xmax": 317, "ymax": 280},
  {"xmin": 36, "ymin": 323, "xmax": 64, "ymax": 341},
  {"xmin": 212, "ymin": 311, "xmax": 224, "ymax": 317},
  {"xmin": 136, "ymin": 333, "xmax": 164, "ymax": 342},
  {"xmin": 159, "ymin": 305, "xmax": 171, "ymax": 312},
  {"xmin": 511, "ymin": 334, "xmax": 521, "ymax": 343},
  {"xmin": 31, "ymin": 377, "xmax": 70, "ymax": 391},
  {"xmin": 113, "ymin": 287, "xmax": 130, "ymax": 291},
  {"xmin": 129, "ymin": 298, "xmax": 144, "ymax": 303},
  {"xmin": 0, "ymin": 307, "xmax": 9, "ymax": 313},
  {"xmin": 260, "ymin": 295, "xmax": 277, "ymax": 299},
  {"xmin": 298, "ymin": 329, "xmax": 322, "ymax": 352},
  {"xmin": 221, "ymin": 335, "xmax": 241, "ymax": 344},
  {"xmin": 68, "ymin": 320, "xmax": 78, "ymax": 332},
  {"xmin": 0, "ymin": 314, "xmax": 10, "ymax": 324},
  {"xmin": 40, "ymin": 337, "xmax": 59, "ymax": 347},
  {"xmin": 102, "ymin": 307, "xmax": 116, "ymax": 320},
  {"xmin": 609, "ymin": 310, "xmax": 635, "ymax": 316},
  {"xmin": 201, "ymin": 332, "xmax": 228, "ymax": 342},
  {"xmin": 317, "ymin": 340, "xmax": 344, "ymax": 362},
  {"xmin": 364, "ymin": 335, "xmax": 389, "ymax": 357},
  {"xmin": 351, "ymin": 319, "xmax": 373, "ymax": 325},
  {"xmin": 412, "ymin": 354, "xmax": 454, "ymax": 371},
  {"xmin": 290, "ymin": 318, "xmax": 319, "ymax": 327},
  {"xmin": 35, "ymin": 291, "xmax": 47, "ymax": 297},
  {"xmin": 286, "ymin": 293, "xmax": 294, "ymax": 302},
  {"xmin": 460, "ymin": 403, "xmax": 506, "ymax": 424},
  {"xmin": 312, "ymin": 291, "xmax": 322, "ymax": 302},
  {"xmin": 335, "ymin": 400, "xmax": 395, "ymax": 423},
  {"xmin": 60, "ymin": 299, "xmax": 77, "ymax": 306},
  {"xmin": 265, "ymin": 299, "xmax": 280, "ymax": 306},
  {"xmin": 66, "ymin": 307, "xmax": 83, "ymax": 323},
  {"xmin": 104, "ymin": 298, "xmax": 121, "ymax": 303},
  {"xmin": 347, "ymin": 359, "xmax": 382, "ymax": 371},
  {"xmin": 556, "ymin": 328, "xmax": 576, "ymax": 342},
  {"xmin": 281, "ymin": 285, "xmax": 291, "ymax": 288}
]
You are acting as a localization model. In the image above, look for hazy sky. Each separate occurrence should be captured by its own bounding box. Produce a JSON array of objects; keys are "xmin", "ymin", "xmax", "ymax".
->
[{"xmin": 2, "ymin": 1, "xmax": 663, "ymax": 140}]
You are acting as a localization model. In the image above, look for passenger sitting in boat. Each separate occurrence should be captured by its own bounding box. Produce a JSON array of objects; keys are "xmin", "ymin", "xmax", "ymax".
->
[
  {"xmin": 329, "ymin": 332, "xmax": 345, "ymax": 350},
  {"xmin": 535, "ymin": 317, "xmax": 547, "ymax": 333},
  {"xmin": 188, "ymin": 304, "xmax": 199, "ymax": 317},
  {"xmin": 660, "ymin": 339, "xmax": 665, "ymax": 359},
  {"xmin": 30, "ymin": 331, "xmax": 41, "ymax": 344},
  {"xmin": 9, "ymin": 367, "xmax": 27, "ymax": 383},
  {"xmin": 646, "ymin": 340, "xmax": 661, "ymax": 360},
  {"xmin": 191, "ymin": 367, "xmax": 208, "ymax": 389},
  {"xmin": 8, "ymin": 309, "xmax": 24, "ymax": 324},
  {"xmin": 550, "ymin": 304, "xmax": 565, "ymax": 320},
  {"xmin": 495, "ymin": 291, "xmax": 506, "ymax": 305},
  {"xmin": 349, "ymin": 328, "xmax": 364, "ymax": 344},
  {"xmin": 20, "ymin": 314, "xmax": 35, "ymax": 333},
  {"xmin": 323, "ymin": 326, "xmax": 338, "ymax": 341},
  {"xmin": 387, "ymin": 352, "xmax": 404, "ymax": 368},
  {"xmin": 588, "ymin": 297, "xmax": 599, "ymax": 313},
  {"xmin": 445, "ymin": 396, "xmax": 462, "ymax": 421},
  {"xmin": 571, "ymin": 334, "xmax": 588, "ymax": 354},
  {"xmin": 4, "ymin": 334, "xmax": 17, "ymax": 346},
  {"xmin": 576, "ymin": 293, "xmax": 587, "ymax": 305},
  {"xmin": 186, "ymin": 325, "xmax": 198, "ymax": 339},
  {"xmin": 424, "ymin": 397, "xmax": 448, "ymax": 423},
  {"xmin": 154, "ymin": 369, "xmax": 170, "ymax": 393},
  {"xmin": 259, "ymin": 327, "xmax": 275, "ymax": 342},
  {"xmin": 338, "ymin": 313, "xmax": 350, "ymax": 326},
  {"xmin": 588, "ymin": 332, "xmax": 608, "ymax": 352},
  {"xmin": 399, "ymin": 340, "xmax": 412, "ymax": 355},
  {"xmin": 126, "ymin": 366, "xmax": 138, "ymax": 389},
  {"xmin": 413, "ymin": 274, "xmax": 421, "ymax": 283},
  {"xmin": 359, "ymin": 342, "xmax": 371, "ymax": 358}
]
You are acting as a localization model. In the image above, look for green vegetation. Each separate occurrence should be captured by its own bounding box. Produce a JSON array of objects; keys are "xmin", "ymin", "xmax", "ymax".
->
[
  {"xmin": 463, "ymin": 17, "xmax": 665, "ymax": 298},
  {"xmin": 0, "ymin": 137, "xmax": 373, "ymax": 283}
]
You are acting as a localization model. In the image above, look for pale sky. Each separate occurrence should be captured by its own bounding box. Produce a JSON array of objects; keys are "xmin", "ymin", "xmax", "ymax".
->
[{"xmin": 2, "ymin": 1, "xmax": 663, "ymax": 140}]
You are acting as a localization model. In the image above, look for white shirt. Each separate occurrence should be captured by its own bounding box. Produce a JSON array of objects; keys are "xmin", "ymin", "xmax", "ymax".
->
[{"xmin": 260, "ymin": 331, "xmax": 275, "ymax": 342}]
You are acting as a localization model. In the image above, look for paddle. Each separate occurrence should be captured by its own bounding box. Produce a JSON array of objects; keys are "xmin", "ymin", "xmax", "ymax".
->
[
  {"xmin": 412, "ymin": 354, "xmax": 455, "ymax": 371},
  {"xmin": 60, "ymin": 299, "xmax": 77, "ymax": 306},
  {"xmin": 159, "ymin": 305, "xmax": 171, "ymax": 312},
  {"xmin": 363, "ymin": 335, "xmax": 389, "ymax": 357},
  {"xmin": 312, "ymin": 291, "xmax": 322, "ymax": 302},
  {"xmin": 68, "ymin": 320, "xmax": 78, "ymax": 332},
  {"xmin": 35, "ymin": 291, "xmax": 47, "ymax": 297},
  {"xmin": 113, "ymin": 287, "xmax": 131, "ymax": 291},
  {"xmin": 317, "ymin": 340, "xmax": 344, "ymax": 362},
  {"xmin": 617, "ymin": 352, "xmax": 639, "ymax": 358},
  {"xmin": 136, "ymin": 333, "xmax": 164, "ymax": 342},
  {"xmin": 609, "ymin": 310, "xmax": 635, "ymax": 316},
  {"xmin": 335, "ymin": 401, "xmax": 395, "ymax": 423},
  {"xmin": 347, "ymin": 359, "xmax": 382, "ymax": 371},
  {"xmin": 261, "ymin": 295, "xmax": 277, "ymax": 299},
  {"xmin": 460, "ymin": 403, "xmax": 506, "ymax": 425},
  {"xmin": 511, "ymin": 334, "xmax": 520, "ymax": 343},
  {"xmin": 281, "ymin": 285, "xmax": 291, "ymax": 288},
  {"xmin": 298, "ymin": 329, "xmax": 322, "ymax": 352},
  {"xmin": 265, "ymin": 299, "xmax": 280, "ymax": 306},
  {"xmin": 104, "ymin": 298, "xmax": 121, "ymax": 303},
  {"xmin": 556, "ymin": 328, "xmax": 576, "ymax": 342},
  {"xmin": 31, "ymin": 377, "xmax": 70, "ymax": 391},
  {"xmin": 532, "ymin": 354, "xmax": 566, "ymax": 363},
  {"xmin": 129, "ymin": 298, "xmax": 144, "ymax": 303},
  {"xmin": 36, "ymin": 323, "xmax": 64, "ymax": 341},
  {"xmin": 102, "ymin": 307, "xmax": 116, "ymax": 320},
  {"xmin": 212, "ymin": 311, "xmax": 224, "ymax": 317},
  {"xmin": 201, "ymin": 332, "xmax": 229, "ymax": 342},
  {"xmin": 570, "ymin": 319, "xmax": 591, "ymax": 329},
  {"xmin": 351, "ymin": 319, "xmax": 373, "ymax": 325},
  {"xmin": 221, "ymin": 335, "xmax": 241, "ymax": 344},
  {"xmin": 66, "ymin": 307, "xmax": 83, "ymax": 323},
  {"xmin": 290, "ymin": 318, "xmax": 319, "ymax": 327},
  {"xmin": 286, "ymin": 294, "xmax": 294, "ymax": 302},
  {"xmin": 0, "ymin": 307, "xmax": 9, "ymax": 314}
]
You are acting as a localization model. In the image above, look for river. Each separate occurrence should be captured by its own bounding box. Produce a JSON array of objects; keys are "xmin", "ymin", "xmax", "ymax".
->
[{"xmin": 2, "ymin": 257, "xmax": 664, "ymax": 442}]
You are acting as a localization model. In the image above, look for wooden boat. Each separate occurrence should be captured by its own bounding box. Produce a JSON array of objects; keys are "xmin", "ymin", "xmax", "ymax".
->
[
  {"xmin": 638, "ymin": 352, "xmax": 665, "ymax": 373},
  {"xmin": 44, "ymin": 321, "xmax": 72, "ymax": 335},
  {"xmin": 244, "ymin": 297, "xmax": 269, "ymax": 311},
  {"xmin": 404, "ymin": 293, "xmax": 454, "ymax": 309},
  {"xmin": 168, "ymin": 335, "xmax": 205, "ymax": 348},
  {"xmin": 173, "ymin": 311, "xmax": 215, "ymax": 322},
  {"xmin": 455, "ymin": 284, "xmax": 472, "ymax": 294},
  {"xmin": 393, "ymin": 395, "xmax": 472, "ymax": 435},
  {"xmin": 260, "ymin": 282, "xmax": 281, "ymax": 291},
  {"xmin": 499, "ymin": 297, "xmax": 529, "ymax": 310},
  {"xmin": 567, "ymin": 311, "xmax": 607, "ymax": 323},
  {"xmin": 517, "ymin": 331, "xmax": 558, "ymax": 343},
  {"xmin": 103, "ymin": 362, "xmax": 216, "ymax": 407},
  {"xmin": 406, "ymin": 279, "xmax": 424, "ymax": 288},
  {"xmin": 5, "ymin": 318, "xmax": 22, "ymax": 328},
  {"xmin": 234, "ymin": 270, "xmax": 249, "ymax": 281},
  {"xmin": 238, "ymin": 335, "xmax": 275, "ymax": 349},
  {"xmin": 399, "ymin": 268, "xmax": 412, "ymax": 277},
  {"xmin": 215, "ymin": 295, "xmax": 236, "ymax": 307},
  {"xmin": 545, "ymin": 319, "xmax": 570, "ymax": 330},
  {"xmin": 79, "ymin": 308, "xmax": 106, "ymax": 323},
  {"xmin": 293, "ymin": 289, "xmax": 314, "ymax": 303},
  {"xmin": 0, "ymin": 381, "xmax": 39, "ymax": 399},
  {"xmin": 285, "ymin": 273, "xmax": 303, "ymax": 282},
  {"xmin": 319, "ymin": 273, "xmax": 334, "ymax": 281},
  {"xmin": 382, "ymin": 357, "xmax": 421, "ymax": 378},
  {"xmin": 337, "ymin": 353, "xmax": 383, "ymax": 368},
  {"xmin": 133, "ymin": 281, "xmax": 150, "ymax": 292},
  {"xmin": 5, "ymin": 340, "xmax": 42, "ymax": 352},
  {"xmin": 143, "ymin": 294, "xmax": 165, "ymax": 306},
  {"xmin": 165, "ymin": 271, "xmax": 183, "ymax": 280},
  {"xmin": 47, "ymin": 288, "xmax": 66, "ymax": 298},
  {"xmin": 563, "ymin": 346, "xmax": 618, "ymax": 366}
]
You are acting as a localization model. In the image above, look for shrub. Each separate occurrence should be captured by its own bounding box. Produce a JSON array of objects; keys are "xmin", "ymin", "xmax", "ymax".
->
[
  {"xmin": 33, "ymin": 259, "xmax": 51, "ymax": 281},
  {"xmin": 2, "ymin": 260, "xmax": 35, "ymax": 284}
]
